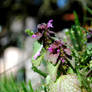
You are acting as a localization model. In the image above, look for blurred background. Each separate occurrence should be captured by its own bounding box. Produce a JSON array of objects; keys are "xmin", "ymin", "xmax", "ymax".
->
[{"xmin": 0, "ymin": 0, "xmax": 92, "ymax": 89}]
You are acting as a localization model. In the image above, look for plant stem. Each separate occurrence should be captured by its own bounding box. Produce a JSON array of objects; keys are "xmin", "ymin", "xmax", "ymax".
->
[{"xmin": 32, "ymin": 65, "xmax": 48, "ymax": 78}]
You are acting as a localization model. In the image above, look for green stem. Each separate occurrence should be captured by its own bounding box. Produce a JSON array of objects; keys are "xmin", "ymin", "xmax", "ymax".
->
[
  {"xmin": 32, "ymin": 65, "xmax": 48, "ymax": 78},
  {"xmin": 58, "ymin": 61, "xmax": 66, "ymax": 75}
]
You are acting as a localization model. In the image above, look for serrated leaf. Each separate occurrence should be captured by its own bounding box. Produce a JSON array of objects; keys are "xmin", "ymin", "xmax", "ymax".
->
[
  {"xmin": 49, "ymin": 74, "xmax": 81, "ymax": 92},
  {"xmin": 47, "ymin": 61, "xmax": 61, "ymax": 81},
  {"xmin": 46, "ymin": 75, "xmax": 52, "ymax": 84},
  {"xmin": 32, "ymin": 52, "xmax": 45, "ymax": 66},
  {"xmin": 67, "ymin": 67, "xmax": 74, "ymax": 74},
  {"xmin": 32, "ymin": 41, "xmax": 42, "ymax": 56},
  {"xmin": 32, "ymin": 41, "xmax": 45, "ymax": 66}
]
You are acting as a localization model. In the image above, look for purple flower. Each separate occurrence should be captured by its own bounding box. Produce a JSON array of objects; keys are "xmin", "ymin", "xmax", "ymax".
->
[
  {"xmin": 32, "ymin": 32, "xmax": 42, "ymax": 40},
  {"xmin": 60, "ymin": 58, "xmax": 65, "ymax": 63},
  {"xmin": 47, "ymin": 19, "xmax": 53, "ymax": 28},
  {"xmin": 49, "ymin": 40, "xmax": 62, "ymax": 49},
  {"xmin": 31, "ymin": 19, "xmax": 55, "ymax": 44},
  {"xmin": 37, "ymin": 23, "xmax": 47, "ymax": 30},
  {"xmin": 57, "ymin": 49, "xmax": 60, "ymax": 53},
  {"xmin": 48, "ymin": 40, "xmax": 71, "ymax": 64},
  {"xmin": 32, "ymin": 34, "xmax": 37, "ymax": 38},
  {"xmin": 48, "ymin": 47, "xmax": 53, "ymax": 53},
  {"xmin": 33, "ymin": 51, "xmax": 40, "ymax": 60},
  {"xmin": 87, "ymin": 35, "xmax": 91, "ymax": 39},
  {"xmin": 33, "ymin": 45, "xmax": 43, "ymax": 60},
  {"xmin": 48, "ymin": 40, "xmax": 63, "ymax": 54}
]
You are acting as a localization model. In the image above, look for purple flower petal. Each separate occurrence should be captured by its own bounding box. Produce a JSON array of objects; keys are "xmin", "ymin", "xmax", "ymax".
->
[
  {"xmin": 57, "ymin": 49, "xmax": 60, "ymax": 53},
  {"xmin": 33, "ymin": 45, "xmax": 43, "ymax": 60},
  {"xmin": 47, "ymin": 19, "xmax": 53, "ymax": 28},
  {"xmin": 48, "ymin": 47, "xmax": 53, "ymax": 53},
  {"xmin": 60, "ymin": 58, "xmax": 65, "ymax": 63},
  {"xmin": 32, "ymin": 32, "xmax": 43, "ymax": 39},
  {"xmin": 87, "ymin": 34, "xmax": 91, "ymax": 38},
  {"xmin": 32, "ymin": 34, "xmax": 37, "ymax": 38},
  {"xmin": 62, "ymin": 59, "xmax": 65, "ymax": 63},
  {"xmin": 33, "ymin": 51, "xmax": 40, "ymax": 60}
]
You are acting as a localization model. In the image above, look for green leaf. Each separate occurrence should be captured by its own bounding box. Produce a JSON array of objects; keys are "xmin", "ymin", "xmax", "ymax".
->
[
  {"xmin": 0, "ymin": 76, "xmax": 21, "ymax": 92},
  {"xmin": 28, "ymin": 80, "xmax": 34, "ymax": 92},
  {"xmin": 25, "ymin": 29, "xmax": 34, "ymax": 36},
  {"xmin": 74, "ymin": 11, "xmax": 80, "ymax": 25},
  {"xmin": 32, "ymin": 52, "xmax": 45, "ymax": 66},
  {"xmin": 21, "ymin": 82, "xmax": 28, "ymax": 92},
  {"xmin": 67, "ymin": 67, "xmax": 74, "ymax": 74},
  {"xmin": 32, "ymin": 41, "xmax": 42, "ymax": 56},
  {"xmin": 47, "ymin": 60, "xmax": 61, "ymax": 81},
  {"xmin": 49, "ymin": 74, "xmax": 81, "ymax": 92},
  {"xmin": 89, "ymin": 60, "xmax": 92, "ymax": 70},
  {"xmin": 46, "ymin": 75, "xmax": 52, "ymax": 84},
  {"xmin": 86, "ymin": 7, "xmax": 92, "ymax": 15},
  {"xmin": 32, "ymin": 41, "xmax": 45, "ymax": 66},
  {"xmin": 69, "ymin": 28, "xmax": 78, "ymax": 50}
]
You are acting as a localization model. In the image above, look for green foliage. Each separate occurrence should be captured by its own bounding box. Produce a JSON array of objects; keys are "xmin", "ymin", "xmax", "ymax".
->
[
  {"xmin": 32, "ymin": 41, "xmax": 42, "ymax": 56},
  {"xmin": 74, "ymin": 11, "xmax": 80, "ymax": 26},
  {"xmin": 47, "ymin": 60, "xmax": 61, "ymax": 81},
  {"xmin": 32, "ymin": 53, "xmax": 45, "ymax": 66},
  {"xmin": 67, "ymin": 12, "xmax": 87, "ymax": 51},
  {"xmin": 0, "ymin": 76, "xmax": 20, "ymax": 92},
  {"xmin": 69, "ymin": 26, "xmax": 87, "ymax": 51},
  {"xmin": 32, "ymin": 65, "xmax": 47, "ymax": 78},
  {"xmin": 25, "ymin": 29, "xmax": 34, "ymax": 36},
  {"xmin": 86, "ymin": 7, "xmax": 92, "ymax": 15},
  {"xmin": 49, "ymin": 74, "xmax": 81, "ymax": 92},
  {"xmin": 0, "ymin": 76, "xmax": 34, "ymax": 92},
  {"xmin": 1, "ymin": 12, "xmax": 92, "ymax": 92},
  {"xmin": 32, "ymin": 41, "xmax": 45, "ymax": 66},
  {"xmin": 26, "ymin": 14, "xmax": 92, "ymax": 91}
]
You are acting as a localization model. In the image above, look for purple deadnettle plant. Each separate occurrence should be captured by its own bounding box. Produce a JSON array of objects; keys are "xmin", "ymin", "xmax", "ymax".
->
[
  {"xmin": 32, "ymin": 20, "xmax": 71, "ymax": 64},
  {"xmin": 26, "ymin": 18, "xmax": 91, "ymax": 92}
]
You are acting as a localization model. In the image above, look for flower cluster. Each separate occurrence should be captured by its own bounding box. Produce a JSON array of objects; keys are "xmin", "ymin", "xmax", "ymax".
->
[
  {"xmin": 48, "ymin": 40, "xmax": 71, "ymax": 64},
  {"xmin": 32, "ymin": 20, "xmax": 55, "ymax": 48},
  {"xmin": 32, "ymin": 20, "xmax": 71, "ymax": 64}
]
